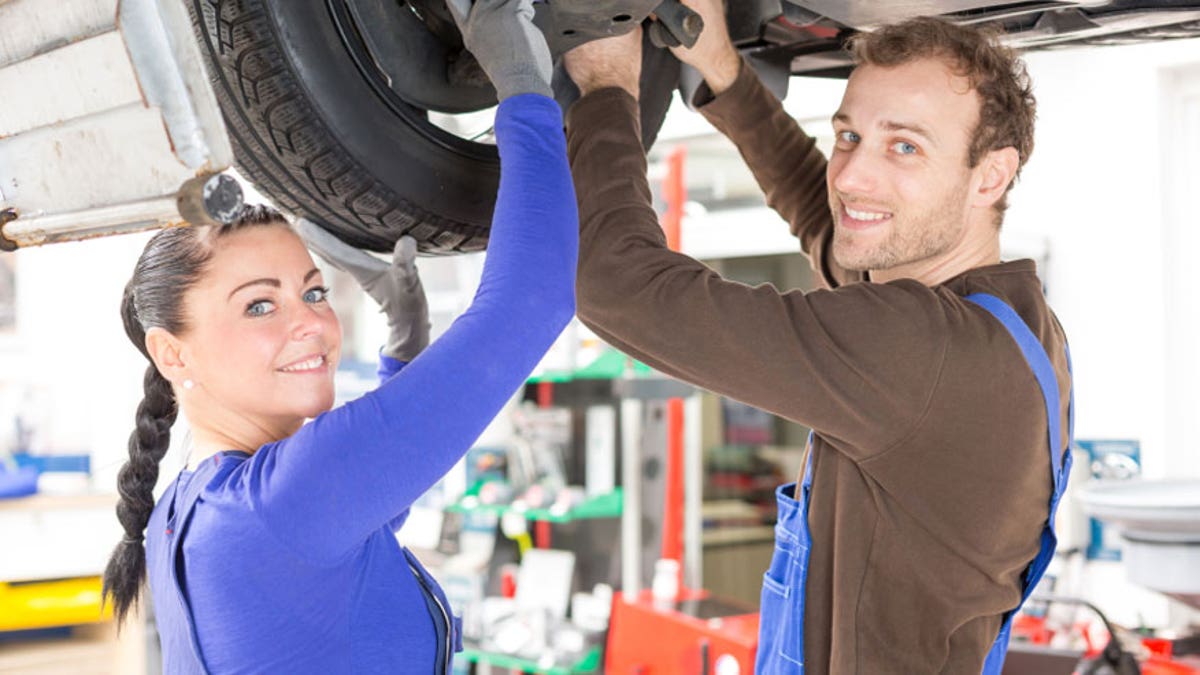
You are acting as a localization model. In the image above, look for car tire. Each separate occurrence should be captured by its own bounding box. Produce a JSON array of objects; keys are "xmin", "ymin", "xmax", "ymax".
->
[{"xmin": 186, "ymin": 0, "xmax": 679, "ymax": 253}]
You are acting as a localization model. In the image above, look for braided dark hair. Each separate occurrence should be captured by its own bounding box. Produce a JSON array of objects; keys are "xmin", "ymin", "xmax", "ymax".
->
[{"xmin": 103, "ymin": 205, "xmax": 290, "ymax": 625}]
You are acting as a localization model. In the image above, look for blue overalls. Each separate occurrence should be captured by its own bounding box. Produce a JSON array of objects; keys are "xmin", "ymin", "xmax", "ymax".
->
[
  {"xmin": 145, "ymin": 452, "xmax": 240, "ymax": 675},
  {"xmin": 145, "ymin": 451, "xmax": 459, "ymax": 674},
  {"xmin": 755, "ymin": 293, "xmax": 1073, "ymax": 674}
]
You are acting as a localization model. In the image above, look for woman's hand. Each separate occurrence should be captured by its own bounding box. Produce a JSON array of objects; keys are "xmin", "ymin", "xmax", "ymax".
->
[{"xmin": 447, "ymin": 0, "xmax": 554, "ymax": 100}]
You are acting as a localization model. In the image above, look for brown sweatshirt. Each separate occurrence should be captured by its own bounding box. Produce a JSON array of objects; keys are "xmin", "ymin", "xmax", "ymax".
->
[{"xmin": 565, "ymin": 61, "xmax": 1072, "ymax": 674}]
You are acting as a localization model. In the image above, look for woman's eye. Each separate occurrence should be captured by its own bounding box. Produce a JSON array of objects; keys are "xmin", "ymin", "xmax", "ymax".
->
[
  {"xmin": 837, "ymin": 130, "xmax": 860, "ymax": 144},
  {"xmin": 303, "ymin": 286, "xmax": 330, "ymax": 304},
  {"xmin": 892, "ymin": 141, "xmax": 918, "ymax": 155},
  {"xmin": 246, "ymin": 300, "xmax": 275, "ymax": 317}
]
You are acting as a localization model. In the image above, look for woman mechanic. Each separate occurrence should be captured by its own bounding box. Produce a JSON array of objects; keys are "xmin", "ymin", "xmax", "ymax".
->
[{"xmin": 100, "ymin": 0, "xmax": 577, "ymax": 671}]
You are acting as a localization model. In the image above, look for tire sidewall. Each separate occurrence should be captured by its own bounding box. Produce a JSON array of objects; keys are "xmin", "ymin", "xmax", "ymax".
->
[{"xmin": 265, "ymin": 0, "xmax": 501, "ymax": 227}]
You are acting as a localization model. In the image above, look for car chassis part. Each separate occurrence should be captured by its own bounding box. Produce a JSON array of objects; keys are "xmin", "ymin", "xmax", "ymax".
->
[{"xmin": 0, "ymin": 0, "xmax": 243, "ymax": 249}]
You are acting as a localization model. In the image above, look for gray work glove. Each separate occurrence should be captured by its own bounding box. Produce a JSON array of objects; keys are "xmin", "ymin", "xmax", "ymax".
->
[
  {"xmin": 447, "ymin": 0, "xmax": 554, "ymax": 100},
  {"xmin": 295, "ymin": 220, "xmax": 430, "ymax": 363}
]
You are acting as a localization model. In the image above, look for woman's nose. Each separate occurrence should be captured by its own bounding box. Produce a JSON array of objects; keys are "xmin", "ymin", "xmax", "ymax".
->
[{"xmin": 290, "ymin": 302, "xmax": 327, "ymax": 341}]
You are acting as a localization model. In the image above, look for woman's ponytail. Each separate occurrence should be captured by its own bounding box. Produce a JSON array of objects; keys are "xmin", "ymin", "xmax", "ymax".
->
[{"xmin": 102, "ymin": 208, "xmax": 291, "ymax": 625}]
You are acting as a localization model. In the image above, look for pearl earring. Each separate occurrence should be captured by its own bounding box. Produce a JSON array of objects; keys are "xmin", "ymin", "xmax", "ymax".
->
[{"xmin": 183, "ymin": 379, "xmax": 195, "ymax": 390}]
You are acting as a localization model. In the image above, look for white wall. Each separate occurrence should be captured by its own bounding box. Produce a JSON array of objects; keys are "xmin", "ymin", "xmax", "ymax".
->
[
  {"xmin": 1160, "ymin": 61, "xmax": 1200, "ymax": 480},
  {"xmin": 0, "ymin": 231, "xmax": 153, "ymax": 488},
  {"xmin": 1011, "ymin": 42, "xmax": 1200, "ymax": 627},
  {"xmin": 1012, "ymin": 39, "xmax": 1200, "ymax": 479}
]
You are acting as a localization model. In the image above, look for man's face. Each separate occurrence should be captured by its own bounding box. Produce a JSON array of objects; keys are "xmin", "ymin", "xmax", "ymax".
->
[{"xmin": 827, "ymin": 57, "xmax": 982, "ymax": 273}]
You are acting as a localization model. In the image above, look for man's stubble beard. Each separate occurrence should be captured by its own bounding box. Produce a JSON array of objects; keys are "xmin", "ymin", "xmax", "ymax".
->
[{"xmin": 830, "ymin": 180, "xmax": 970, "ymax": 273}]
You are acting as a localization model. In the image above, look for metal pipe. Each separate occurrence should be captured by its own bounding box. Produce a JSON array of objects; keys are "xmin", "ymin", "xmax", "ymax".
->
[
  {"xmin": 0, "ymin": 169, "xmax": 243, "ymax": 247},
  {"xmin": 684, "ymin": 393, "xmax": 703, "ymax": 592},
  {"xmin": 661, "ymin": 398, "xmax": 685, "ymax": 575},
  {"xmin": 0, "ymin": 197, "xmax": 181, "ymax": 247},
  {"xmin": 620, "ymin": 398, "xmax": 643, "ymax": 599}
]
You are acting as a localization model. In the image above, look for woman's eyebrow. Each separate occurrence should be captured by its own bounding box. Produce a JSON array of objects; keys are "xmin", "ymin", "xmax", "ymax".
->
[{"xmin": 228, "ymin": 278, "xmax": 280, "ymax": 300}]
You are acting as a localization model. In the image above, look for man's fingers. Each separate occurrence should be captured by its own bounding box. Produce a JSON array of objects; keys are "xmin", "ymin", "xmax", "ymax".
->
[
  {"xmin": 563, "ymin": 26, "xmax": 643, "ymax": 95},
  {"xmin": 680, "ymin": 0, "xmax": 725, "ymax": 19}
]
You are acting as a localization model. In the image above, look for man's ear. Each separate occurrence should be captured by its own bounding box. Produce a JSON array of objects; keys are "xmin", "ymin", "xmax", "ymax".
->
[
  {"xmin": 145, "ymin": 327, "xmax": 187, "ymax": 386},
  {"xmin": 972, "ymin": 146, "xmax": 1020, "ymax": 210}
]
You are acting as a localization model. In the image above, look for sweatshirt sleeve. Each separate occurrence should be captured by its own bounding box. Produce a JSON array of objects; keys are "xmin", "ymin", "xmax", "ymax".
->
[
  {"xmin": 567, "ymin": 88, "xmax": 945, "ymax": 462},
  {"xmin": 695, "ymin": 58, "xmax": 862, "ymax": 289},
  {"xmin": 376, "ymin": 353, "xmax": 406, "ymax": 382},
  {"xmin": 228, "ymin": 94, "xmax": 578, "ymax": 564}
]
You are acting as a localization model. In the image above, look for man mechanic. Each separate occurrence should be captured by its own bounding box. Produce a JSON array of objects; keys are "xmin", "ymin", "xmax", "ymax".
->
[{"xmin": 562, "ymin": 2, "xmax": 1074, "ymax": 673}]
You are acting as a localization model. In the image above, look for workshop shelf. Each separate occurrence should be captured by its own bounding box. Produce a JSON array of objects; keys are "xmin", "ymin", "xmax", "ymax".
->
[
  {"xmin": 458, "ymin": 645, "xmax": 602, "ymax": 674},
  {"xmin": 447, "ymin": 487, "xmax": 623, "ymax": 523}
]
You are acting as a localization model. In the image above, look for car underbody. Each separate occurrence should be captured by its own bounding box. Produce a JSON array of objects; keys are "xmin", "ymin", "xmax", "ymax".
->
[{"xmin": 2, "ymin": 0, "xmax": 1197, "ymax": 252}]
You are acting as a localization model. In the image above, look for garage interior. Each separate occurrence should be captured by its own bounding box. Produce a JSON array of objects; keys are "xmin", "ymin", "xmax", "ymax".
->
[{"xmin": 2, "ymin": 4, "xmax": 1200, "ymax": 674}]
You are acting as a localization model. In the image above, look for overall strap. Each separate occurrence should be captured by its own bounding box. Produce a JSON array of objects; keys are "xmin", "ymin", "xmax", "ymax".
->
[
  {"xmin": 963, "ymin": 294, "xmax": 1069, "ymax": 490},
  {"xmin": 801, "ymin": 430, "xmax": 815, "ymax": 490},
  {"xmin": 965, "ymin": 293, "xmax": 1073, "ymax": 675},
  {"xmin": 168, "ymin": 452, "xmax": 248, "ymax": 674}
]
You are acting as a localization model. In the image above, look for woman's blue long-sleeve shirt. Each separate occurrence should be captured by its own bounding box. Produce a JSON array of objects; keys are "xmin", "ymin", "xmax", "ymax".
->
[{"xmin": 145, "ymin": 95, "xmax": 577, "ymax": 674}]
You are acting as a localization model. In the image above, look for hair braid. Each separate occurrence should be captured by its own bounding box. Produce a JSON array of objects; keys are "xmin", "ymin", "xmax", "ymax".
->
[
  {"xmin": 103, "ymin": 363, "xmax": 177, "ymax": 624},
  {"xmin": 102, "ymin": 204, "xmax": 290, "ymax": 626}
]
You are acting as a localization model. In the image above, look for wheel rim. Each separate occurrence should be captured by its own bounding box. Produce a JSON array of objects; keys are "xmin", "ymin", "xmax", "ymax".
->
[{"xmin": 327, "ymin": 0, "xmax": 500, "ymax": 155}]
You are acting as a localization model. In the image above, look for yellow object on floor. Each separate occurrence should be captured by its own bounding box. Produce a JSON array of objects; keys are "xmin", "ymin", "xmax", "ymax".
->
[{"xmin": 0, "ymin": 576, "xmax": 111, "ymax": 631}]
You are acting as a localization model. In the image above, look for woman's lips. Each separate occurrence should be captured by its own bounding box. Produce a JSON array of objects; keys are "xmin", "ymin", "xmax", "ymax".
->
[{"xmin": 278, "ymin": 353, "xmax": 328, "ymax": 373}]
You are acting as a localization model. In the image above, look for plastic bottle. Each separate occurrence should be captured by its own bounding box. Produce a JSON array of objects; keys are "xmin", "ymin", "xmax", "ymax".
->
[{"xmin": 651, "ymin": 558, "xmax": 680, "ymax": 608}]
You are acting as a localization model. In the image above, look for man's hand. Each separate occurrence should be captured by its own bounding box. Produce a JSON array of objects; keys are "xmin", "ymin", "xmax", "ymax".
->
[
  {"xmin": 447, "ymin": 0, "xmax": 553, "ymax": 100},
  {"xmin": 295, "ymin": 220, "xmax": 431, "ymax": 363},
  {"xmin": 666, "ymin": 0, "xmax": 740, "ymax": 96},
  {"xmin": 563, "ymin": 27, "xmax": 643, "ymax": 100}
]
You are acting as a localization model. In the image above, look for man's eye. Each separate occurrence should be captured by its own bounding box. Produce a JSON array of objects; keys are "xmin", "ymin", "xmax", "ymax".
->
[
  {"xmin": 837, "ymin": 130, "xmax": 860, "ymax": 144},
  {"xmin": 304, "ymin": 286, "xmax": 330, "ymax": 304},
  {"xmin": 892, "ymin": 141, "xmax": 918, "ymax": 155},
  {"xmin": 246, "ymin": 300, "xmax": 275, "ymax": 317}
]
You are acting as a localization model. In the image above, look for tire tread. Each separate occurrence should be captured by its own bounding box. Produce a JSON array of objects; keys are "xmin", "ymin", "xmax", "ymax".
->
[{"xmin": 188, "ymin": 0, "xmax": 487, "ymax": 253}]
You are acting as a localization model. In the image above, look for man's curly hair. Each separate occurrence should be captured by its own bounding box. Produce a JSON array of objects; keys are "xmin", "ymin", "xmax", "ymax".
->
[{"xmin": 848, "ymin": 17, "xmax": 1037, "ymax": 222}]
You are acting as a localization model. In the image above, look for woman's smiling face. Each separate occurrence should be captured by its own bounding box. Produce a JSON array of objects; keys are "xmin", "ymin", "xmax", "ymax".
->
[{"xmin": 177, "ymin": 224, "xmax": 342, "ymax": 433}]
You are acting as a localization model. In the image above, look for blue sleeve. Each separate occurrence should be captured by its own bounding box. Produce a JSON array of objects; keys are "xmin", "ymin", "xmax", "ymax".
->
[
  {"xmin": 377, "ymin": 353, "xmax": 406, "ymax": 383},
  {"xmin": 229, "ymin": 95, "xmax": 578, "ymax": 564}
]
